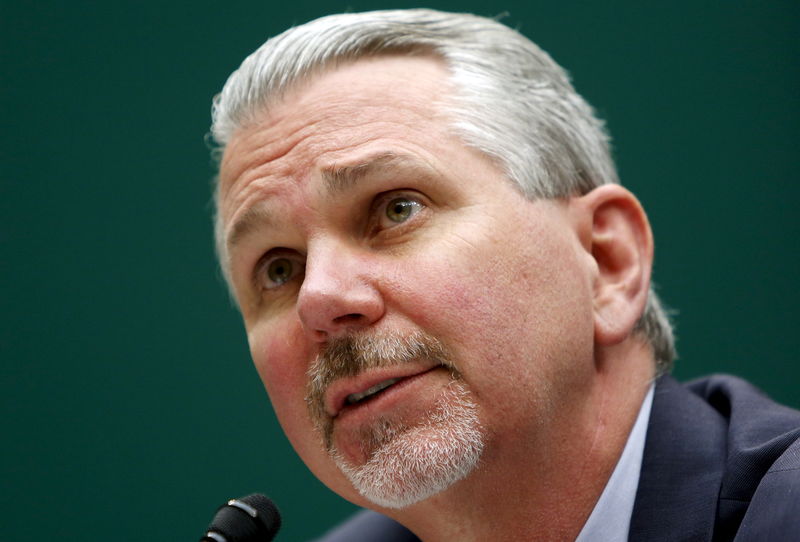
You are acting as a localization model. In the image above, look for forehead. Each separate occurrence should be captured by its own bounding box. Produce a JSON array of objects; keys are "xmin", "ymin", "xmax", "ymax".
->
[{"xmin": 218, "ymin": 55, "xmax": 454, "ymax": 224}]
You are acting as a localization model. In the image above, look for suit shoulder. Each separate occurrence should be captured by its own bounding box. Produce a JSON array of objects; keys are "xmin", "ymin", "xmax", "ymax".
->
[
  {"xmin": 732, "ymin": 437, "xmax": 800, "ymax": 541},
  {"xmin": 312, "ymin": 509, "xmax": 419, "ymax": 542},
  {"xmin": 683, "ymin": 374, "xmax": 800, "ymax": 540}
]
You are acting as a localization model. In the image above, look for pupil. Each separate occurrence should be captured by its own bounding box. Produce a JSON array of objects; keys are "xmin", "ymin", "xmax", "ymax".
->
[
  {"xmin": 269, "ymin": 258, "xmax": 292, "ymax": 284},
  {"xmin": 388, "ymin": 198, "xmax": 412, "ymax": 222}
]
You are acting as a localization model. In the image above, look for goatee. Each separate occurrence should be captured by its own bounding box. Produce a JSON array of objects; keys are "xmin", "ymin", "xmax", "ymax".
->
[{"xmin": 305, "ymin": 330, "xmax": 484, "ymax": 508}]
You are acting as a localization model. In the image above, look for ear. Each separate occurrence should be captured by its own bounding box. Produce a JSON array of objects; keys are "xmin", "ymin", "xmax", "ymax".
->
[{"xmin": 570, "ymin": 185, "xmax": 654, "ymax": 347}]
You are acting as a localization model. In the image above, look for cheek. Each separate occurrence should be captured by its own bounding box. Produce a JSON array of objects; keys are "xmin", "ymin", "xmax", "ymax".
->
[
  {"xmin": 385, "ymin": 218, "xmax": 595, "ymax": 380},
  {"xmin": 248, "ymin": 319, "xmax": 314, "ymax": 445},
  {"xmin": 384, "ymin": 239, "xmax": 534, "ymax": 345},
  {"xmin": 249, "ymin": 321, "xmax": 300, "ymax": 390},
  {"xmin": 247, "ymin": 318, "xmax": 365, "ymax": 502}
]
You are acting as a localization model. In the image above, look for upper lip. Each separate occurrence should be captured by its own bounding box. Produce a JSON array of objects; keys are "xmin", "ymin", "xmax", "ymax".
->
[{"xmin": 324, "ymin": 361, "xmax": 440, "ymax": 418}]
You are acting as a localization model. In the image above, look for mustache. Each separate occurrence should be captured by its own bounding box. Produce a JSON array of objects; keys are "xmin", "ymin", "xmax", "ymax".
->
[{"xmin": 305, "ymin": 330, "xmax": 455, "ymax": 448}]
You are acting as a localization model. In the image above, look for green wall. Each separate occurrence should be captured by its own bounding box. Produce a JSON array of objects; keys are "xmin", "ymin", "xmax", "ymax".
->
[{"xmin": 3, "ymin": 1, "xmax": 797, "ymax": 540}]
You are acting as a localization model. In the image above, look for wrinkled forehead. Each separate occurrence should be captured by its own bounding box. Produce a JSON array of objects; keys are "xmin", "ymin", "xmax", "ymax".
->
[
  {"xmin": 221, "ymin": 52, "xmax": 449, "ymax": 161},
  {"xmin": 217, "ymin": 55, "xmax": 455, "ymax": 207}
]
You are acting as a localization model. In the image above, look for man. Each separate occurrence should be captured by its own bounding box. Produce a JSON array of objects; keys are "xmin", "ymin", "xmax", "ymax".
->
[{"xmin": 209, "ymin": 9, "xmax": 800, "ymax": 541}]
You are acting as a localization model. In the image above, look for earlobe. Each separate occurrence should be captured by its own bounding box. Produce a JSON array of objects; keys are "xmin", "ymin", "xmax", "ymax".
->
[{"xmin": 575, "ymin": 185, "xmax": 653, "ymax": 347}]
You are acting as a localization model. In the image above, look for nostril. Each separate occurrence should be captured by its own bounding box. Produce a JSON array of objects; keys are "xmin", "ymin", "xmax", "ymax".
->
[{"xmin": 333, "ymin": 313, "xmax": 364, "ymax": 324}]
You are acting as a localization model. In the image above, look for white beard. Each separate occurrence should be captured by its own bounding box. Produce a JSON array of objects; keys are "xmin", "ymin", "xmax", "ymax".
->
[{"xmin": 332, "ymin": 381, "xmax": 484, "ymax": 509}]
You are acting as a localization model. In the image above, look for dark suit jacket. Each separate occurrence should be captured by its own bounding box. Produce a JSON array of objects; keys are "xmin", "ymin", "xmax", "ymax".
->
[{"xmin": 314, "ymin": 375, "xmax": 800, "ymax": 541}]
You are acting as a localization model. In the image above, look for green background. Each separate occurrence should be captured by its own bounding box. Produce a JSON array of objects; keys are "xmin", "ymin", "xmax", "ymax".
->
[{"xmin": 3, "ymin": 1, "xmax": 797, "ymax": 540}]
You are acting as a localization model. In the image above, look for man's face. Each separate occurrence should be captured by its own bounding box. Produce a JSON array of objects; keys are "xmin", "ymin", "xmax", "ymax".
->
[{"xmin": 218, "ymin": 56, "xmax": 598, "ymax": 508}]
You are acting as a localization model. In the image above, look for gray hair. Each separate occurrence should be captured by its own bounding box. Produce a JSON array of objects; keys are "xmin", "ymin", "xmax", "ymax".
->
[{"xmin": 209, "ymin": 9, "xmax": 675, "ymax": 373}]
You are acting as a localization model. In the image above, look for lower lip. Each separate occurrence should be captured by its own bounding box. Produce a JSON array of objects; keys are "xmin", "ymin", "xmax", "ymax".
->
[{"xmin": 334, "ymin": 366, "xmax": 444, "ymax": 423}]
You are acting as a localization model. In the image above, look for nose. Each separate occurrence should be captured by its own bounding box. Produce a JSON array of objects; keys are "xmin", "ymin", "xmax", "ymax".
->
[{"xmin": 296, "ymin": 243, "xmax": 385, "ymax": 342}]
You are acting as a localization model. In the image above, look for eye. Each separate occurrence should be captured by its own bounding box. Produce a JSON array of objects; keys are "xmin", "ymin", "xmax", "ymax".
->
[
  {"xmin": 379, "ymin": 196, "xmax": 424, "ymax": 228},
  {"xmin": 257, "ymin": 253, "xmax": 304, "ymax": 290}
]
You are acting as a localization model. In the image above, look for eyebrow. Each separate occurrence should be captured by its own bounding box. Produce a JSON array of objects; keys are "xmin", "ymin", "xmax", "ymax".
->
[
  {"xmin": 322, "ymin": 152, "xmax": 436, "ymax": 196},
  {"xmin": 226, "ymin": 204, "xmax": 275, "ymax": 251},
  {"xmin": 226, "ymin": 152, "xmax": 437, "ymax": 250}
]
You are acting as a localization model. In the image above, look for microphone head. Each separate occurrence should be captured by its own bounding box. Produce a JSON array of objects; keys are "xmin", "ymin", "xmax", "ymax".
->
[{"xmin": 201, "ymin": 493, "xmax": 281, "ymax": 542}]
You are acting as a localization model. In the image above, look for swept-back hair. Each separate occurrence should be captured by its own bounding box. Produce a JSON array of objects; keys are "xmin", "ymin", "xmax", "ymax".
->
[{"xmin": 210, "ymin": 8, "xmax": 675, "ymax": 373}]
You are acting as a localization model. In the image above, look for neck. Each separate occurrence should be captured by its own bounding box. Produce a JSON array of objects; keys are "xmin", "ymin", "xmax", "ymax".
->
[{"xmin": 384, "ymin": 340, "xmax": 655, "ymax": 542}]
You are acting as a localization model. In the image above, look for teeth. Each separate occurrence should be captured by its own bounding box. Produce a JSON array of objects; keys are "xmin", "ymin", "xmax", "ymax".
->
[{"xmin": 346, "ymin": 378, "xmax": 400, "ymax": 405}]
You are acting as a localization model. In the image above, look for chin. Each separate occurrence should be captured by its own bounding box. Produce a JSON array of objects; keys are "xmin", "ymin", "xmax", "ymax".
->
[{"xmin": 332, "ymin": 381, "xmax": 484, "ymax": 509}]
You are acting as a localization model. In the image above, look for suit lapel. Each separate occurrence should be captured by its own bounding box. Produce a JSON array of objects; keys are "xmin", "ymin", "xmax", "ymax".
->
[{"xmin": 627, "ymin": 376, "xmax": 727, "ymax": 541}]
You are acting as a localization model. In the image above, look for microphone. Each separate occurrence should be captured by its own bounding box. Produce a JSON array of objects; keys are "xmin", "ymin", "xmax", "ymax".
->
[{"xmin": 200, "ymin": 493, "xmax": 281, "ymax": 542}]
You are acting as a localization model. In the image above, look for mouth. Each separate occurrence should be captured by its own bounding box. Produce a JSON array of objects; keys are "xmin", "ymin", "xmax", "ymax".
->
[
  {"xmin": 326, "ymin": 364, "xmax": 442, "ymax": 418},
  {"xmin": 345, "ymin": 377, "xmax": 402, "ymax": 405}
]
